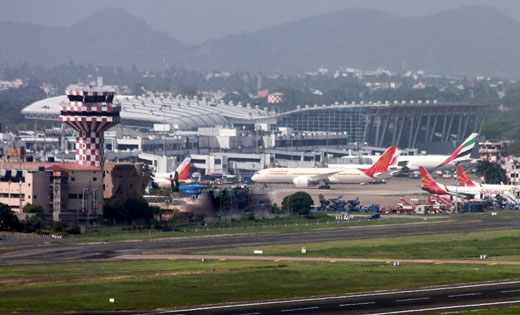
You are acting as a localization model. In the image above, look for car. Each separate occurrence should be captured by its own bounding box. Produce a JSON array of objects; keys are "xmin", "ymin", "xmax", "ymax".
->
[
  {"xmin": 318, "ymin": 184, "xmax": 331, "ymax": 190},
  {"xmin": 368, "ymin": 214, "xmax": 380, "ymax": 220}
]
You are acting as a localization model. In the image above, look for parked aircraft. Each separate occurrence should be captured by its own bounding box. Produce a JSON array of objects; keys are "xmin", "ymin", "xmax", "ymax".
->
[
  {"xmin": 455, "ymin": 164, "xmax": 520, "ymax": 199},
  {"xmin": 332, "ymin": 133, "xmax": 478, "ymax": 174},
  {"xmin": 419, "ymin": 166, "xmax": 519, "ymax": 201},
  {"xmin": 153, "ymin": 157, "xmax": 191, "ymax": 188},
  {"xmin": 397, "ymin": 133, "xmax": 479, "ymax": 171},
  {"xmin": 251, "ymin": 146, "xmax": 396, "ymax": 187}
]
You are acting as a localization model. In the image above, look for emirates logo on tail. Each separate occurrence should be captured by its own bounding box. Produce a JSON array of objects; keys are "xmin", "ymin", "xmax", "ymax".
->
[{"xmin": 359, "ymin": 146, "xmax": 396, "ymax": 178}]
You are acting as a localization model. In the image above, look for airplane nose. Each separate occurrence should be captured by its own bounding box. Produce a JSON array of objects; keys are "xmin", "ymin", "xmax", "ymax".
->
[{"xmin": 251, "ymin": 173, "xmax": 259, "ymax": 182}]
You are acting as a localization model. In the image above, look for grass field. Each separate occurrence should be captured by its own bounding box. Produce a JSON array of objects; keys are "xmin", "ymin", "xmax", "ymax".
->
[
  {"xmin": 64, "ymin": 216, "xmax": 429, "ymax": 243},
  {"xmin": 203, "ymin": 229, "xmax": 520, "ymax": 261},
  {"xmin": 1, "ymin": 259, "xmax": 520, "ymax": 312},
  {"xmin": 448, "ymin": 306, "xmax": 520, "ymax": 314}
]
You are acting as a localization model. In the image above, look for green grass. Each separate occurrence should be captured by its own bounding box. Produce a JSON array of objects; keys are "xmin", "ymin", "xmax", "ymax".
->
[
  {"xmin": 1, "ymin": 259, "xmax": 520, "ymax": 312},
  {"xmin": 203, "ymin": 229, "xmax": 520, "ymax": 261},
  {"xmin": 63, "ymin": 216, "xmax": 429, "ymax": 243},
  {"xmin": 448, "ymin": 306, "xmax": 520, "ymax": 314}
]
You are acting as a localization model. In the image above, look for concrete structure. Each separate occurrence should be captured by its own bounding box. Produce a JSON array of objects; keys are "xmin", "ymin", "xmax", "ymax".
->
[
  {"xmin": 59, "ymin": 85, "xmax": 121, "ymax": 168},
  {"xmin": 479, "ymin": 140, "xmax": 509, "ymax": 167},
  {"xmin": 47, "ymin": 164, "xmax": 103, "ymax": 224},
  {"xmin": 23, "ymin": 94, "xmax": 494, "ymax": 151},
  {"xmin": 505, "ymin": 156, "xmax": 520, "ymax": 185},
  {"xmin": 0, "ymin": 159, "xmax": 146, "ymax": 224},
  {"xmin": 0, "ymin": 168, "xmax": 51, "ymax": 214},
  {"xmin": 104, "ymin": 162, "xmax": 149, "ymax": 199},
  {"xmin": 267, "ymin": 92, "xmax": 286, "ymax": 104}
]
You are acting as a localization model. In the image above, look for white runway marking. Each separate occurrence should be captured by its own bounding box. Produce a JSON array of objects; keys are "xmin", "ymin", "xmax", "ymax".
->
[
  {"xmin": 501, "ymin": 289, "xmax": 520, "ymax": 293},
  {"xmin": 395, "ymin": 297, "xmax": 430, "ymax": 302},
  {"xmin": 151, "ymin": 280, "xmax": 520, "ymax": 313},
  {"xmin": 340, "ymin": 302, "xmax": 376, "ymax": 306},
  {"xmin": 368, "ymin": 299, "xmax": 520, "ymax": 314},
  {"xmin": 448, "ymin": 293, "xmax": 482, "ymax": 298},
  {"xmin": 281, "ymin": 306, "xmax": 319, "ymax": 312}
]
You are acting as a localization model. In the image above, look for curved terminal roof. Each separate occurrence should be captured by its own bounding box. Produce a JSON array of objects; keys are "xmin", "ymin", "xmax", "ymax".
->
[
  {"xmin": 22, "ymin": 96, "xmax": 494, "ymax": 131},
  {"xmin": 22, "ymin": 95, "xmax": 272, "ymax": 130}
]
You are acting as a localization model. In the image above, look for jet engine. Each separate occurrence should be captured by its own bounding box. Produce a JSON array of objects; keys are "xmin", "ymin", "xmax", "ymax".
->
[{"xmin": 293, "ymin": 176, "xmax": 312, "ymax": 187}]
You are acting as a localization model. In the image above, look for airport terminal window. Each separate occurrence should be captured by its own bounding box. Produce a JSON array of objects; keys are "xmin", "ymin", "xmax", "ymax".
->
[{"xmin": 68, "ymin": 194, "xmax": 78, "ymax": 199}]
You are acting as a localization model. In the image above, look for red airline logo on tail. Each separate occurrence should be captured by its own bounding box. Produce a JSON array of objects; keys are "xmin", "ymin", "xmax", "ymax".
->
[
  {"xmin": 168, "ymin": 158, "xmax": 191, "ymax": 181},
  {"xmin": 419, "ymin": 166, "xmax": 447, "ymax": 195},
  {"xmin": 456, "ymin": 164, "xmax": 476, "ymax": 187},
  {"xmin": 359, "ymin": 146, "xmax": 396, "ymax": 178},
  {"xmin": 177, "ymin": 158, "xmax": 191, "ymax": 181}
]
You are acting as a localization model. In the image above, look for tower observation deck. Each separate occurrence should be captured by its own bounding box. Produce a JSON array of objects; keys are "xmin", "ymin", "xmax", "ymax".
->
[{"xmin": 59, "ymin": 85, "xmax": 121, "ymax": 168}]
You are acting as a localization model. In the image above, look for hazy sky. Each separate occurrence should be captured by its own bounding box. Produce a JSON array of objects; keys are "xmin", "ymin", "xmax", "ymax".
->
[{"xmin": 0, "ymin": 0, "xmax": 518, "ymax": 44}]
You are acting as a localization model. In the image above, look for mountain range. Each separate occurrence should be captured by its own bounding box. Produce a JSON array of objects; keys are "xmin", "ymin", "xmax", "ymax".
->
[{"xmin": 1, "ymin": 6, "xmax": 520, "ymax": 77}]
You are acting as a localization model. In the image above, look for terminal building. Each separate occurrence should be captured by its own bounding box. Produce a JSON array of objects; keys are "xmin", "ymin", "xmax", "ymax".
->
[{"xmin": 22, "ymin": 95, "xmax": 494, "ymax": 151}]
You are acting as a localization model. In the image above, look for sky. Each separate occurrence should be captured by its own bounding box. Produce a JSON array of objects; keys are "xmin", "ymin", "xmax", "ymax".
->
[{"xmin": 0, "ymin": 0, "xmax": 519, "ymax": 44}]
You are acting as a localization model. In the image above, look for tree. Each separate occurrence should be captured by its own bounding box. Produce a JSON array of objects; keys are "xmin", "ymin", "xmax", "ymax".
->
[
  {"xmin": 0, "ymin": 203, "xmax": 21, "ymax": 231},
  {"xmin": 476, "ymin": 160, "xmax": 507, "ymax": 184},
  {"xmin": 103, "ymin": 196, "xmax": 158, "ymax": 223},
  {"xmin": 103, "ymin": 196, "xmax": 126, "ymax": 222},
  {"xmin": 23, "ymin": 203, "xmax": 44, "ymax": 214},
  {"xmin": 23, "ymin": 216, "xmax": 44, "ymax": 233},
  {"xmin": 281, "ymin": 192, "xmax": 314, "ymax": 216}
]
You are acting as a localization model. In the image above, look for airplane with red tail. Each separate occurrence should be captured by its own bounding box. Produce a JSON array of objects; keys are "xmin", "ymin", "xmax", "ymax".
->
[
  {"xmin": 252, "ymin": 146, "xmax": 396, "ymax": 187},
  {"xmin": 153, "ymin": 157, "xmax": 192, "ymax": 188}
]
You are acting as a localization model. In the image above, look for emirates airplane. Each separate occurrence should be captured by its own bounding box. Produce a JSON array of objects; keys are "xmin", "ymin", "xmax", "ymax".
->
[
  {"xmin": 396, "ymin": 133, "xmax": 479, "ymax": 171},
  {"xmin": 339, "ymin": 133, "xmax": 479, "ymax": 172},
  {"xmin": 251, "ymin": 146, "xmax": 396, "ymax": 187},
  {"xmin": 153, "ymin": 157, "xmax": 191, "ymax": 188},
  {"xmin": 420, "ymin": 165, "xmax": 519, "ymax": 200}
]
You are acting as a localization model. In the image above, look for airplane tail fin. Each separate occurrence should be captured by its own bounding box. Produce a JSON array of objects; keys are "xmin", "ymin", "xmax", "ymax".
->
[
  {"xmin": 175, "ymin": 157, "xmax": 191, "ymax": 181},
  {"xmin": 419, "ymin": 166, "xmax": 445, "ymax": 194},
  {"xmin": 390, "ymin": 150, "xmax": 400, "ymax": 168},
  {"xmin": 456, "ymin": 164, "xmax": 476, "ymax": 187},
  {"xmin": 360, "ymin": 146, "xmax": 396, "ymax": 178},
  {"xmin": 436, "ymin": 133, "xmax": 479, "ymax": 168}
]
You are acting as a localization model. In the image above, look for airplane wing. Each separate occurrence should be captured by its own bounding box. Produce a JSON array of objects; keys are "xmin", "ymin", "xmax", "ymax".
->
[
  {"xmin": 307, "ymin": 171, "xmax": 342, "ymax": 183},
  {"xmin": 445, "ymin": 188, "xmax": 475, "ymax": 200}
]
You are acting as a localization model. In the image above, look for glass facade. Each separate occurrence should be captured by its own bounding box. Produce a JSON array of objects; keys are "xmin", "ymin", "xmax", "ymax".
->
[{"xmin": 276, "ymin": 108, "xmax": 369, "ymax": 143}]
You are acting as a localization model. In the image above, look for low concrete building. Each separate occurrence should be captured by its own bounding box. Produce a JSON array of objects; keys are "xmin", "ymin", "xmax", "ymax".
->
[
  {"xmin": 104, "ymin": 162, "xmax": 149, "ymax": 199},
  {"xmin": 47, "ymin": 164, "xmax": 104, "ymax": 224},
  {"xmin": 0, "ymin": 168, "xmax": 51, "ymax": 214}
]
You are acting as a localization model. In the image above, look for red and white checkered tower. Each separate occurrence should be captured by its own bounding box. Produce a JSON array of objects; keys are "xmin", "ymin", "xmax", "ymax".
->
[{"xmin": 59, "ymin": 85, "xmax": 120, "ymax": 168}]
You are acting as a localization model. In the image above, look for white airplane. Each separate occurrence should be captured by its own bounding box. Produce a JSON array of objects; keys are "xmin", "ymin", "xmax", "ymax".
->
[
  {"xmin": 330, "ymin": 150, "xmax": 400, "ymax": 174},
  {"xmin": 251, "ymin": 146, "xmax": 396, "ymax": 187},
  {"xmin": 339, "ymin": 133, "xmax": 479, "ymax": 172},
  {"xmin": 153, "ymin": 157, "xmax": 191, "ymax": 188},
  {"xmin": 420, "ymin": 166, "xmax": 519, "ymax": 200},
  {"xmin": 455, "ymin": 164, "xmax": 520, "ymax": 200},
  {"xmin": 396, "ymin": 133, "xmax": 479, "ymax": 171}
]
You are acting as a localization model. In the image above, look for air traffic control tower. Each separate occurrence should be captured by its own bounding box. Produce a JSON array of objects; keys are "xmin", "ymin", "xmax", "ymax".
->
[{"xmin": 59, "ymin": 85, "xmax": 120, "ymax": 168}]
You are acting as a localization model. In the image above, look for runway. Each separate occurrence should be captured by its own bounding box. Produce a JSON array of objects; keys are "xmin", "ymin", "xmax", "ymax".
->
[
  {"xmin": 155, "ymin": 280, "xmax": 520, "ymax": 314},
  {"xmin": 1, "ymin": 216, "xmax": 519, "ymax": 266}
]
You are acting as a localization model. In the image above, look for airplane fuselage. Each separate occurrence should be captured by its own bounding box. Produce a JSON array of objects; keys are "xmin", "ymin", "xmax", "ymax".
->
[{"xmin": 251, "ymin": 167, "xmax": 382, "ymax": 185}]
